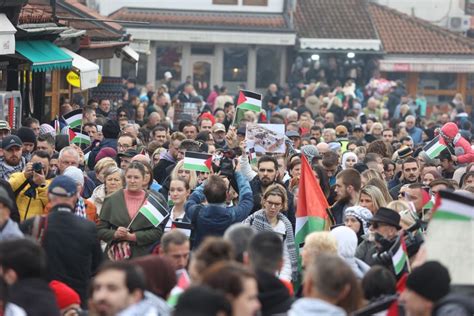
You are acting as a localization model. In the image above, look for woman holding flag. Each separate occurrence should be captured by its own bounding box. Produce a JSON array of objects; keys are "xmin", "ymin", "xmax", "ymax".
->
[{"xmin": 97, "ymin": 161, "xmax": 164, "ymax": 259}]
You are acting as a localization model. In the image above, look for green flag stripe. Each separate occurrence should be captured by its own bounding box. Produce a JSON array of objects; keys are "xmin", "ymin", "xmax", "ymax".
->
[
  {"xmin": 432, "ymin": 210, "xmax": 471, "ymax": 221},
  {"xmin": 394, "ymin": 254, "xmax": 407, "ymax": 275},
  {"xmin": 238, "ymin": 103, "xmax": 261, "ymax": 112},
  {"xmin": 426, "ymin": 144, "xmax": 445, "ymax": 159},
  {"xmin": 183, "ymin": 163, "xmax": 210, "ymax": 173},
  {"xmin": 295, "ymin": 216, "xmax": 326, "ymax": 244},
  {"xmin": 140, "ymin": 207, "xmax": 162, "ymax": 226}
]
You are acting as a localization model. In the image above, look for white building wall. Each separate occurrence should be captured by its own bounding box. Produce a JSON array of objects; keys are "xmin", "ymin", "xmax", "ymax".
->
[
  {"xmin": 98, "ymin": 0, "xmax": 285, "ymax": 16},
  {"xmin": 374, "ymin": 0, "xmax": 466, "ymax": 28}
]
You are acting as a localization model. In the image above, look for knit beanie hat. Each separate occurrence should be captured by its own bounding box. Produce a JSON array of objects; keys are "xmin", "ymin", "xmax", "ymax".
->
[
  {"xmin": 39, "ymin": 123, "xmax": 56, "ymax": 136},
  {"xmin": 406, "ymin": 261, "xmax": 451, "ymax": 302},
  {"xmin": 49, "ymin": 280, "xmax": 81, "ymax": 309},
  {"xmin": 63, "ymin": 166, "xmax": 85, "ymax": 187},
  {"xmin": 102, "ymin": 120, "xmax": 120, "ymax": 139},
  {"xmin": 344, "ymin": 206, "xmax": 373, "ymax": 234},
  {"xmin": 16, "ymin": 127, "xmax": 36, "ymax": 144},
  {"xmin": 95, "ymin": 147, "xmax": 117, "ymax": 163},
  {"xmin": 300, "ymin": 145, "xmax": 320, "ymax": 164}
]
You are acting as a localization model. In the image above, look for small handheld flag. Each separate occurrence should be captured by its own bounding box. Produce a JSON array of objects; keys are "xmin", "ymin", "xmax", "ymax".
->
[
  {"xmin": 392, "ymin": 233, "xmax": 409, "ymax": 276},
  {"xmin": 138, "ymin": 195, "xmax": 169, "ymax": 227},
  {"xmin": 237, "ymin": 90, "xmax": 262, "ymax": 113},
  {"xmin": 171, "ymin": 221, "xmax": 192, "ymax": 238},
  {"xmin": 183, "ymin": 151, "xmax": 212, "ymax": 173},
  {"xmin": 422, "ymin": 136, "xmax": 446, "ymax": 159},
  {"xmin": 62, "ymin": 109, "xmax": 83, "ymax": 129},
  {"xmin": 68, "ymin": 128, "xmax": 91, "ymax": 146}
]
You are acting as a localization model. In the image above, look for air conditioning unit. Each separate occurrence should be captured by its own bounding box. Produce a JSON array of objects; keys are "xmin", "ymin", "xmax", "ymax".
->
[{"xmin": 448, "ymin": 16, "xmax": 471, "ymax": 32}]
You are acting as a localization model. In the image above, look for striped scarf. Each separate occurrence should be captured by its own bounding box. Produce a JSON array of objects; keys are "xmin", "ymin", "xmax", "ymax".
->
[{"xmin": 243, "ymin": 209, "xmax": 299, "ymax": 282}]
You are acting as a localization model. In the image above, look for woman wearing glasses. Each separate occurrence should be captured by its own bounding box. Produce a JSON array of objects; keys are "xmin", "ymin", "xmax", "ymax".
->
[{"xmin": 243, "ymin": 184, "xmax": 298, "ymax": 282}]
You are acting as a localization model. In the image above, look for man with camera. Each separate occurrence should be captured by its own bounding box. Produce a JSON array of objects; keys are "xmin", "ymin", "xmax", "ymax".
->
[
  {"xmin": 185, "ymin": 165, "xmax": 253, "ymax": 249},
  {"xmin": 9, "ymin": 150, "xmax": 51, "ymax": 221}
]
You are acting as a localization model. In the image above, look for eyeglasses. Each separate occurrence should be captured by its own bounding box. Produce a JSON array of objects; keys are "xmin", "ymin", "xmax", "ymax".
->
[
  {"xmin": 266, "ymin": 201, "xmax": 282, "ymax": 208},
  {"xmin": 370, "ymin": 222, "xmax": 388, "ymax": 229}
]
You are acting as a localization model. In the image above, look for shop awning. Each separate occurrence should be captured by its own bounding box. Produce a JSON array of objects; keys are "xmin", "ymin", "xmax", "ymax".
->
[
  {"xmin": 61, "ymin": 48, "xmax": 99, "ymax": 90},
  {"xmin": 15, "ymin": 40, "xmax": 72, "ymax": 72},
  {"xmin": 121, "ymin": 45, "xmax": 139, "ymax": 63},
  {"xmin": 299, "ymin": 38, "xmax": 381, "ymax": 51},
  {"xmin": 0, "ymin": 14, "xmax": 16, "ymax": 55},
  {"xmin": 380, "ymin": 56, "xmax": 474, "ymax": 73}
]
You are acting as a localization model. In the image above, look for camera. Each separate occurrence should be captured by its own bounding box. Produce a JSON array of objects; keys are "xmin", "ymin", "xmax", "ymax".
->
[{"xmin": 32, "ymin": 162, "xmax": 43, "ymax": 173}]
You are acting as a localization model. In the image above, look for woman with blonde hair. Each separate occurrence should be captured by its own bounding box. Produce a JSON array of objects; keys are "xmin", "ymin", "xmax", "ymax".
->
[
  {"xmin": 369, "ymin": 122, "xmax": 384, "ymax": 139},
  {"xmin": 90, "ymin": 166, "xmax": 124, "ymax": 214},
  {"xmin": 170, "ymin": 160, "xmax": 198, "ymax": 190},
  {"xmin": 243, "ymin": 184, "xmax": 298, "ymax": 282},
  {"xmin": 366, "ymin": 177, "xmax": 393, "ymax": 203},
  {"xmin": 360, "ymin": 169, "xmax": 383, "ymax": 187},
  {"xmin": 386, "ymin": 200, "xmax": 410, "ymax": 213},
  {"xmin": 358, "ymin": 185, "xmax": 388, "ymax": 214},
  {"xmin": 301, "ymin": 231, "xmax": 338, "ymax": 268}
]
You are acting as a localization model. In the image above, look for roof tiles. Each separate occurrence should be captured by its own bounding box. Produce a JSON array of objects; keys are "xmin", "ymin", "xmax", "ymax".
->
[{"xmin": 109, "ymin": 7, "xmax": 291, "ymax": 32}]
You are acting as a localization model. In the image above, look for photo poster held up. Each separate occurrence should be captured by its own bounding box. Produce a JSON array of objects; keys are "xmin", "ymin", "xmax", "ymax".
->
[{"xmin": 245, "ymin": 123, "xmax": 285, "ymax": 154}]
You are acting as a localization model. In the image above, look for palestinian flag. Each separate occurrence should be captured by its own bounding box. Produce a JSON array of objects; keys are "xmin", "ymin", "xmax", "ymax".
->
[
  {"xmin": 183, "ymin": 151, "xmax": 212, "ymax": 173},
  {"xmin": 167, "ymin": 269, "xmax": 191, "ymax": 307},
  {"xmin": 171, "ymin": 221, "xmax": 192, "ymax": 238},
  {"xmin": 138, "ymin": 195, "xmax": 169, "ymax": 227},
  {"xmin": 62, "ymin": 109, "xmax": 83, "ymax": 129},
  {"xmin": 295, "ymin": 155, "xmax": 329, "ymax": 252},
  {"xmin": 392, "ymin": 233, "xmax": 409, "ymax": 276},
  {"xmin": 423, "ymin": 136, "xmax": 446, "ymax": 159},
  {"xmin": 68, "ymin": 128, "xmax": 91, "ymax": 145},
  {"xmin": 237, "ymin": 90, "xmax": 262, "ymax": 113},
  {"xmin": 431, "ymin": 190, "xmax": 474, "ymax": 221}
]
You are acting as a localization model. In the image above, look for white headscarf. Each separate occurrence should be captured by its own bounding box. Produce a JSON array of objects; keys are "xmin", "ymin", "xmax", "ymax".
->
[{"xmin": 341, "ymin": 151, "xmax": 358, "ymax": 170}]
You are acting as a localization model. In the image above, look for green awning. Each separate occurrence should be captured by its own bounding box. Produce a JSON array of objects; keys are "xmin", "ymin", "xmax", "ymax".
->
[{"xmin": 16, "ymin": 40, "xmax": 72, "ymax": 72}]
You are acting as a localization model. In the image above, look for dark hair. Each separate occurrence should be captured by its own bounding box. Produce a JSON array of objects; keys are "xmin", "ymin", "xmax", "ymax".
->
[
  {"xmin": 23, "ymin": 117, "xmax": 39, "ymax": 127},
  {"xmin": 179, "ymin": 139, "xmax": 201, "ymax": 152},
  {"xmin": 223, "ymin": 224, "xmax": 256, "ymax": 263},
  {"xmin": 308, "ymin": 253, "xmax": 363, "ymax": 313},
  {"xmin": 248, "ymin": 231, "xmax": 283, "ymax": 274},
  {"xmin": 126, "ymin": 161, "xmax": 146, "ymax": 178},
  {"xmin": 363, "ymin": 152, "xmax": 381, "ymax": 164},
  {"xmin": 203, "ymin": 175, "xmax": 227, "ymax": 204},
  {"xmin": 257, "ymin": 155, "xmax": 278, "ymax": 170},
  {"xmin": 141, "ymin": 161, "xmax": 154, "ymax": 188},
  {"xmin": 83, "ymin": 105, "xmax": 95, "ymax": 115},
  {"xmin": 95, "ymin": 261, "xmax": 146, "ymax": 295},
  {"xmin": 192, "ymin": 237, "xmax": 234, "ymax": 277},
  {"xmin": 312, "ymin": 164, "xmax": 330, "ymax": 198},
  {"xmin": 462, "ymin": 171, "xmax": 474, "ymax": 187},
  {"xmin": 152, "ymin": 125, "xmax": 168, "ymax": 134},
  {"xmin": 402, "ymin": 157, "xmax": 419, "ymax": 170},
  {"xmin": 336, "ymin": 169, "xmax": 361, "ymax": 192},
  {"xmin": 32, "ymin": 150, "xmax": 51, "ymax": 162},
  {"xmin": 118, "ymin": 133, "xmax": 138, "ymax": 147},
  {"xmin": 175, "ymin": 285, "xmax": 232, "ymax": 316},
  {"xmin": 161, "ymin": 230, "xmax": 189, "ymax": 253},
  {"xmin": 0, "ymin": 239, "xmax": 47, "ymax": 280},
  {"xmin": 201, "ymin": 261, "xmax": 256, "ymax": 298},
  {"xmin": 367, "ymin": 141, "xmax": 391, "ymax": 158},
  {"xmin": 223, "ymin": 102, "xmax": 234, "ymax": 110},
  {"xmin": 179, "ymin": 120, "xmax": 197, "ymax": 133},
  {"xmin": 130, "ymin": 255, "xmax": 176, "ymax": 299},
  {"xmin": 196, "ymin": 131, "xmax": 212, "ymax": 143},
  {"xmin": 361, "ymin": 266, "xmax": 396, "ymax": 301},
  {"xmin": 83, "ymin": 122, "xmax": 97, "ymax": 130},
  {"xmin": 322, "ymin": 151, "xmax": 339, "ymax": 168},
  {"xmin": 382, "ymin": 158, "xmax": 395, "ymax": 171},
  {"xmin": 37, "ymin": 134, "xmax": 55, "ymax": 147}
]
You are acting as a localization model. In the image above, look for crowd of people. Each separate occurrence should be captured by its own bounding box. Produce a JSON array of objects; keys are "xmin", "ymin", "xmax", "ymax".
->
[{"xmin": 0, "ymin": 75, "xmax": 472, "ymax": 316}]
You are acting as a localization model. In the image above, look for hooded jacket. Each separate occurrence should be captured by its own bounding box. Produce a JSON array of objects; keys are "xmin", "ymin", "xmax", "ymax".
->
[
  {"xmin": 117, "ymin": 291, "xmax": 171, "ymax": 316},
  {"xmin": 330, "ymin": 226, "xmax": 370, "ymax": 278},
  {"xmin": 288, "ymin": 298, "xmax": 346, "ymax": 316},
  {"xmin": 0, "ymin": 219, "xmax": 23, "ymax": 241},
  {"xmin": 255, "ymin": 269, "xmax": 293, "ymax": 316},
  {"xmin": 185, "ymin": 172, "xmax": 253, "ymax": 249}
]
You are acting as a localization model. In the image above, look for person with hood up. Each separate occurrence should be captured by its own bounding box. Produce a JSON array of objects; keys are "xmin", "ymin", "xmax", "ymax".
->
[
  {"xmin": 88, "ymin": 120, "xmax": 120, "ymax": 170},
  {"xmin": 330, "ymin": 226, "xmax": 370, "ymax": 279},
  {"xmin": 343, "ymin": 205, "xmax": 373, "ymax": 245},
  {"xmin": 341, "ymin": 151, "xmax": 358, "ymax": 170}
]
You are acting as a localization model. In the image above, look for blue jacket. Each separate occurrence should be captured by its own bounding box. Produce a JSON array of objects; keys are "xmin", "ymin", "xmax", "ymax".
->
[
  {"xmin": 185, "ymin": 172, "xmax": 253, "ymax": 248},
  {"xmin": 87, "ymin": 138, "xmax": 118, "ymax": 170},
  {"xmin": 407, "ymin": 126, "xmax": 423, "ymax": 145}
]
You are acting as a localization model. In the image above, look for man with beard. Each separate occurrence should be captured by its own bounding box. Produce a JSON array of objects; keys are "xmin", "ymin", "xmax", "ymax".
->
[
  {"xmin": 356, "ymin": 207, "xmax": 401, "ymax": 267},
  {"xmin": 153, "ymin": 132, "xmax": 186, "ymax": 184},
  {"xmin": 0, "ymin": 136, "xmax": 26, "ymax": 180},
  {"xmin": 330, "ymin": 169, "xmax": 361, "ymax": 225},
  {"xmin": 249, "ymin": 156, "xmax": 295, "ymax": 229},
  {"xmin": 389, "ymin": 157, "xmax": 420, "ymax": 199},
  {"xmin": 90, "ymin": 262, "xmax": 147, "ymax": 316}
]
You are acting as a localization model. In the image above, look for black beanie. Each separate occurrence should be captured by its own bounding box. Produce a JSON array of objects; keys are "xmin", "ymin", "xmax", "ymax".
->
[
  {"xmin": 16, "ymin": 127, "xmax": 36, "ymax": 144},
  {"xmin": 406, "ymin": 261, "xmax": 450, "ymax": 302},
  {"xmin": 102, "ymin": 120, "xmax": 120, "ymax": 139}
]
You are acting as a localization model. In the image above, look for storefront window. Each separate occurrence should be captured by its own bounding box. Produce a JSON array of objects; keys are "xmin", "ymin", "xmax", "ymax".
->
[
  {"xmin": 155, "ymin": 46, "xmax": 182, "ymax": 82},
  {"xmin": 256, "ymin": 47, "xmax": 281, "ymax": 88},
  {"xmin": 418, "ymin": 73, "xmax": 457, "ymax": 91},
  {"xmin": 223, "ymin": 47, "xmax": 248, "ymax": 82}
]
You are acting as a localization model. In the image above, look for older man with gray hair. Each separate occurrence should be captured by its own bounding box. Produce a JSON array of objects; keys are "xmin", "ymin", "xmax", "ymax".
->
[{"xmin": 405, "ymin": 115, "xmax": 423, "ymax": 145}]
